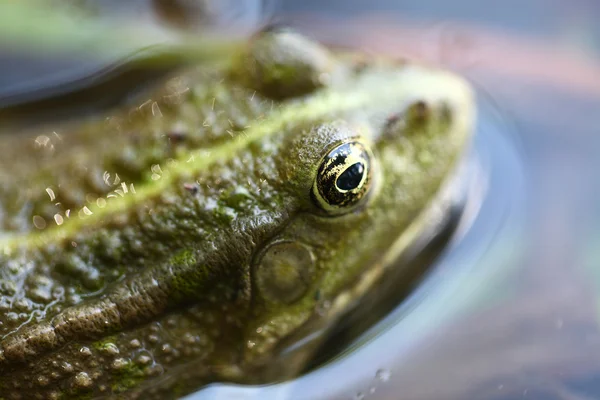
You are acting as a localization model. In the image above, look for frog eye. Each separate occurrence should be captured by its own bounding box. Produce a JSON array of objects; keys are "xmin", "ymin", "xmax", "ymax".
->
[{"xmin": 312, "ymin": 140, "xmax": 374, "ymax": 214}]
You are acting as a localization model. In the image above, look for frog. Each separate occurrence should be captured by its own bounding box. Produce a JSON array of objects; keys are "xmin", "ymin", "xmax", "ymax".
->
[{"xmin": 0, "ymin": 28, "xmax": 475, "ymax": 399}]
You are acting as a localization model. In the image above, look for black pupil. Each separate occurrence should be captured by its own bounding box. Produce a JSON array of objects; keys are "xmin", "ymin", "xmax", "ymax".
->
[{"xmin": 336, "ymin": 162, "xmax": 364, "ymax": 191}]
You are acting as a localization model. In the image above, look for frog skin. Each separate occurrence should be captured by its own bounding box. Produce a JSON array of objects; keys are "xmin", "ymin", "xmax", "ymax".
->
[{"xmin": 0, "ymin": 30, "xmax": 475, "ymax": 399}]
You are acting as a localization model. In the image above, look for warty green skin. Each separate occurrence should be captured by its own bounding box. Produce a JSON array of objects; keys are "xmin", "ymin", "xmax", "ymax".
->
[{"xmin": 0, "ymin": 31, "xmax": 474, "ymax": 398}]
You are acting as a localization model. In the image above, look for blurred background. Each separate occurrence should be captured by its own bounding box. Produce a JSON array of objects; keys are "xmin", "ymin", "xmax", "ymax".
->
[{"xmin": 2, "ymin": 1, "xmax": 600, "ymax": 399}]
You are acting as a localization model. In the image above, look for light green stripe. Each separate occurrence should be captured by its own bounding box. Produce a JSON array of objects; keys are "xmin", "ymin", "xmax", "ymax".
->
[
  {"xmin": 1, "ymin": 75, "xmax": 404, "ymax": 252},
  {"xmin": 1, "ymin": 67, "xmax": 474, "ymax": 252}
]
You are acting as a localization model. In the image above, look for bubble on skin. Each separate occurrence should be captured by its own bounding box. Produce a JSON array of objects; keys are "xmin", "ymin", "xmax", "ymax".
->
[
  {"xmin": 79, "ymin": 347, "xmax": 92, "ymax": 357},
  {"xmin": 151, "ymin": 102, "xmax": 163, "ymax": 117},
  {"xmin": 0, "ymin": 280, "xmax": 17, "ymax": 296},
  {"xmin": 34, "ymin": 135, "xmax": 55, "ymax": 152},
  {"xmin": 111, "ymin": 358, "xmax": 129, "ymax": 371},
  {"xmin": 137, "ymin": 99, "xmax": 152, "ymax": 112},
  {"xmin": 13, "ymin": 298, "xmax": 31, "ymax": 311},
  {"xmin": 151, "ymin": 164, "xmax": 163, "ymax": 181},
  {"xmin": 61, "ymin": 361, "xmax": 74, "ymax": 374},
  {"xmin": 136, "ymin": 354, "xmax": 152, "ymax": 366},
  {"xmin": 148, "ymin": 334, "xmax": 160, "ymax": 344},
  {"xmin": 32, "ymin": 215, "xmax": 46, "ymax": 229},
  {"xmin": 45, "ymin": 188, "xmax": 56, "ymax": 201},
  {"xmin": 29, "ymin": 287, "xmax": 52, "ymax": 303},
  {"xmin": 36, "ymin": 375, "xmax": 49, "ymax": 387},
  {"xmin": 99, "ymin": 343, "xmax": 120, "ymax": 355},
  {"xmin": 53, "ymin": 214, "xmax": 64, "ymax": 226},
  {"xmin": 5, "ymin": 312, "xmax": 18, "ymax": 323},
  {"xmin": 182, "ymin": 332, "xmax": 198, "ymax": 345},
  {"xmin": 72, "ymin": 371, "xmax": 93, "ymax": 388},
  {"xmin": 146, "ymin": 364, "xmax": 164, "ymax": 377}
]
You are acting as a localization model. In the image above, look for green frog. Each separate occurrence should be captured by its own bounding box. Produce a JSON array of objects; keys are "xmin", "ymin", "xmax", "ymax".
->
[{"xmin": 0, "ymin": 29, "xmax": 475, "ymax": 399}]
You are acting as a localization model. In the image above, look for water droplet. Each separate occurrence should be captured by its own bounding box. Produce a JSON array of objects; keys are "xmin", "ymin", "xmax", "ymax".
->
[
  {"xmin": 54, "ymin": 214, "xmax": 64, "ymax": 226},
  {"xmin": 103, "ymin": 171, "xmax": 111, "ymax": 185},
  {"xmin": 32, "ymin": 215, "xmax": 46, "ymax": 229},
  {"xmin": 61, "ymin": 361, "xmax": 74, "ymax": 373},
  {"xmin": 79, "ymin": 347, "xmax": 92, "ymax": 357},
  {"xmin": 151, "ymin": 164, "xmax": 163, "ymax": 174},
  {"xmin": 100, "ymin": 343, "xmax": 120, "ymax": 355},
  {"xmin": 151, "ymin": 102, "xmax": 163, "ymax": 117},
  {"xmin": 147, "ymin": 334, "xmax": 160, "ymax": 343},
  {"xmin": 78, "ymin": 207, "xmax": 93, "ymax": 218},
  {"xmin": 36, "ymin": 375, "xmax": 49, "ymax": 387},
  {"xmin": 111, "ymin": 358, "xmax": 128, "ymax": 370},
  {"xmin": 136, "ymin": 354, "xmax": 152, "ymax": 366},
  {"xmin": 34, "ymin": 135, "xmax": 52, "ymax": 149},
  {"xmin": 45, "ymin": 188, "xmax": 56, "ymax": 201},
  {"xmin": 376, "ymin": 369, "xmax": 391, "ymax": 382},
  {"xmin": 73, "ymin": 371, "xmax": 92, "ymax": 388}
]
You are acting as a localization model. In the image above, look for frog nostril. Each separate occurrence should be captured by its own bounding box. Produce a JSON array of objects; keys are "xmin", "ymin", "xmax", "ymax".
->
[
  {"xmin": 409, "ymin": 101, "xmax": 430, "ymax": 122},
  {"xmin": 382, "ymin": 100, "xmax": 456, "ymax": 140},
  {"xmin": 384, "ymin": 101, "xmax": 430, "ymax": 131}
]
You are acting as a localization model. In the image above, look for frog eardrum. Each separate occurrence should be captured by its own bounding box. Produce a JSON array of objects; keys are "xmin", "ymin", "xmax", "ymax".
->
[{"xmin": 312, "ymin": 140, "xmax": 375, "ymax": 214}]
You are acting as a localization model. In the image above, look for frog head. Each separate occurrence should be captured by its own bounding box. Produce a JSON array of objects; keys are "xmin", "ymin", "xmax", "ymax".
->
[{"xmin": 241, "ymin": 34, "xmax": 475, "ymax": 367}]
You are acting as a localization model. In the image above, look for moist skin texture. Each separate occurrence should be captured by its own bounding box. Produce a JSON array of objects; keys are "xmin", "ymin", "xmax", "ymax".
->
[{"xmin": 0, "ymin": 30, "xmax": 474, "ymax": 399}]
